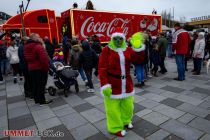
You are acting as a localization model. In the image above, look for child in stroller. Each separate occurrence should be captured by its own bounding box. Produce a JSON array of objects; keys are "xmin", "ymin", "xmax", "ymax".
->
[{"xmin": 48, "ymin": 61, "xmax": 79, "ymax": 97}]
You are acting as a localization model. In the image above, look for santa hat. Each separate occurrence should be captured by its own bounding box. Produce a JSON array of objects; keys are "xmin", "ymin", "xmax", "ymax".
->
[{"xmin": 111, "ymin": 27, "xmax": 126, "ymax": 40}]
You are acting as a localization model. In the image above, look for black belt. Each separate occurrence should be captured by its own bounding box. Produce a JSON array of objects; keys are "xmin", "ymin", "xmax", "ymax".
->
[{"xmin": 107, "ymin": 72, "xmax": 127, "ymax": 79}]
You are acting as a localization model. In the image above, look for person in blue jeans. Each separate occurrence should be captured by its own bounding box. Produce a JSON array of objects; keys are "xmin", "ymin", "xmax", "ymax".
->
[
  {"xmin": 134, "ymin": 64, "xmax": 145, "ymax": 87},
  {"xmin": 175, "ymin": 55, "xmax": 185, "ymax": 80},
  {"xmin": 172, "ymin": 23, "xmax": 191, "ymax": 81}
]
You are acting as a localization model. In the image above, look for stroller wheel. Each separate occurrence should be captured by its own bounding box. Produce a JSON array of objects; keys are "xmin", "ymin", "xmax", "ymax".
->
[{"xmin": 48, "ymin": 86, "xmax": 56, "ymax": 96}]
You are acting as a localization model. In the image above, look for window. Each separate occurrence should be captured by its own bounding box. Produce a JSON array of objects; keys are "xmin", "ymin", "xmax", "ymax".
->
[{"xmin": 37, "ymin": 15, "xmax": 48, "ymax": 23}]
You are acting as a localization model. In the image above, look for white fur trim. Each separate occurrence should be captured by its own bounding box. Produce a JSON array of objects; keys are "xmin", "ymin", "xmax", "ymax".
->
[
  {"xmin": 118, "ymin": 50, "xmax": 126, "ymax": 94},
  {"xmin": 100, "ymin": 84, "xmax": 111, "ymax": 97},
  {"xmin": 111, "ymin": 33, "xmax": 126, "ymax": 40},
  {"xmin": 110, "ymin": 90, "xmax": 135, "ymax": 99},
  {"xmin": 108, "ymin": 45, "xmax": 127, "ymax": 52},
  {"xmin": 101, "ymin": 84, "xmax": 111, "ymax": 90},
  {"xmin": 132, "ymin": 44, "xmax": 146, "ymax": 52},
  {"xmin": 121, "ymin": 130, "xmax": 126, "ymax": 136}
]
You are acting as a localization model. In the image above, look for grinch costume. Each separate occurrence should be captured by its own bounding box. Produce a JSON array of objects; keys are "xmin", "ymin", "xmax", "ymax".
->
[{"xmin": 98, "ymin": 28, "xmax": 145, "ymax": 137}]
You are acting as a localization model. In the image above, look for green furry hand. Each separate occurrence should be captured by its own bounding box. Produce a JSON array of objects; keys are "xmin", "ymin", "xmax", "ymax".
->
[{"xmin": 102, "ymin": 87, "xmax": 112, "ymax": 98}]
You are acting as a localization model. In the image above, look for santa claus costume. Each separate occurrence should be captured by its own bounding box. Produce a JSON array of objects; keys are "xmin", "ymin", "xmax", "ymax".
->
[{"xmin": 98, "ymin": 28, "xmax": 145, "ymax": 137}]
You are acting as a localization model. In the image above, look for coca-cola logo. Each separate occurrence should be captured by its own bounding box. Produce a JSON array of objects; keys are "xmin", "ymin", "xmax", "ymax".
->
[{"xmin": 80, "ymin": 17, "xmax": 130, "ymax": 38}]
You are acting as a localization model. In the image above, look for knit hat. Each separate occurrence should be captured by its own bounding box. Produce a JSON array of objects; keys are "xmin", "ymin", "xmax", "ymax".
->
[{"xmin": 111, "ymin": 27, "xmax": 125, "ymax": 40}]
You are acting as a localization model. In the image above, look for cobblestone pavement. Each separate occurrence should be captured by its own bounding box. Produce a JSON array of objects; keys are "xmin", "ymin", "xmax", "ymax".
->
[{"xmin": 1, "ymin": 58, "xmax": 210, "ymax": 140}]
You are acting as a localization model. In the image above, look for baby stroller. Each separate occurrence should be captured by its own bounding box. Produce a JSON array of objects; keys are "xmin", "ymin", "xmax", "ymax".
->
[{"xmin": 48, "ymin": 61, "xmax": 79, "ymax": 97}]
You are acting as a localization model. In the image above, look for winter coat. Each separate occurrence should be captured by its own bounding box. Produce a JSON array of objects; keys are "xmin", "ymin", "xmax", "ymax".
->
[
  {"xmin": 6, "ymin": 45, "xmax": 19, "ymax": 64},
  {"xmin": 79, "ymin": 41, "xmax": 98, "ymax": 70},
  {"xmin": 193, "ymin": 38, "xmax": 205, "ymax": 59},
  {"xmin": 172, "ymin": 28, "xmax": 191, "ymax": 55},
  {"xmin": 98, "ymin": 45, "xmax": 145, "ymax": 99},
  {"xmin": 0, "ymin": 44, "xmax": 7, "ymax": 60},
  {"xmin": 44, "ymin": 40, "xmax": 55, "ymax": 59},
  {"xmin": 151, "ymin": 49, "xmax": 160, "ymax": 65},
  {"xmin": 70, "ymin": 44, "xmax": 81, "ymax": 70},
  {"xmin": 158, "ymin": 37, "xmax": 168, "ymax": 57},
  {"xmin": 24, "ymin": 39, "xmax": 49, "ymax": 72},
  {"xmin": 91, "ymin": 41, "xmax": 102, "ymax": 55},
  {"xmin": 18, "ymin": 43, "xmax": 28, "ymax": 72}
]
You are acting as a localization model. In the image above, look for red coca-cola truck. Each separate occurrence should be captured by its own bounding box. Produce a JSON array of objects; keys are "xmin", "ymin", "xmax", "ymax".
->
[
  {"xmin": 2, "ymin": 9, "xmax": 161, "ymax": 43},
  {"xmin": 61, "ymin": 9, "xmax": 162, "ymax": 42}
]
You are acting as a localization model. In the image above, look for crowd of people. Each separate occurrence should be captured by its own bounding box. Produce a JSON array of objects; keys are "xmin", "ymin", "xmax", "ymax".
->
[{"xmin": 0, "ymin": 24, "xmax": 209, "ymax": 105}]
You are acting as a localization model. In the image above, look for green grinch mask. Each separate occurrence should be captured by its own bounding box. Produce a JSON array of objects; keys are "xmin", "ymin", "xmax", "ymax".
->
[
  {"xmin": 130, "ymin": 32, "xmax": 144, "ymax": 49},
  {"xmin": 109, "ymin": 36, "xmax": 126, "ymax": 50}
]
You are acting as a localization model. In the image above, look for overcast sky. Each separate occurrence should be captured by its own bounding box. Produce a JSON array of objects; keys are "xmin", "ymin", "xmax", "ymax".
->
[{"xmin": 1, "ymin": 0, "xmax": 210, "ymax": 21}]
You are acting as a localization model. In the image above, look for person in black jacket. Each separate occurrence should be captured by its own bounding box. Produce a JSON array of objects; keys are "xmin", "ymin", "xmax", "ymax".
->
[
  {"xmin": 44, "ymin": 36, "xmax": 55, "ymax": 59},
  {"xmin": 18, "ymin": 36, "xmax": 33, "ymax": 98},
  {"xmin": 79, "ymin": 40, "xmax": 98, "ymax": 93}
]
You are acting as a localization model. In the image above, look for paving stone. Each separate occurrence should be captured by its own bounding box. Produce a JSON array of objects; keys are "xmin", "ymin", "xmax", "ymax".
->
[
  {"xmin": 200, "ymin": 134, "xmax": 210, "ymax": 140},
  {"xmin": 191, "ymin": 87, "xmax": 210, "ymax": 95},
  {"xmin": 175, "ymin": 95, "xmax": 203, "ymax": 106},
  {"xmin": 28, "ymin": 104, "xmax": 49, "ymax": 112},
  {"xmin": 73, "ymin": 102, "xmax": 94, "ymax": 113},
  {"xmin": 153, "ymin": 104, "xmax": 185, "ymax": 119},
  {"xmin": 71, "ymin": 123, "xmax": 99, "ymax": 140},
  {"xmin": 185, "ymin": 92, "xmax": 208, "ymax": 100},
  {"xmin": 10, "ymin": 136, "xmax": 41, "ymax": 140},
  {"xmin": 8, "ymin": 106, "xmax": 30, "ymax": 119},
  {"xmin": 142, "ymin": 112, "xmax": 170, "ymax": 126},
  {"xmin": 62, "ymin": 94, "xmax": 86, "ymax": 107},
  {"xmin": 160, "ymin": 98, "xmax": 184, "ymax": 108},
  {"xmin": 135, "ymin": 109, "xmax": 153, "ymax": 117},
  {"xmin": 163, "ymin": 134, "xmax": 184, "ymax": 140},
  {"xmin": 7, "ymin": 95, "xmax": 25, "ymax": 104},
  {"xmin": 48, "ymin": 97, "xmax": 67, "ymax": 108},
  {"xmin": 161, "ymin": 77, "xmax": 173, "ymax": 82},
  {"xmin": 53, "ymin": 106, "xmax": 76, "ymax": 117},
  {"xmin": 188, "ymin": 117, "xmax": 210, "ymax": 134},
  {"xmin": 60, "ymin": 112, "xmax": 87, "ymax": 130},
  {"xmin": 161, "ymin": 86, "xmax": 184, "ymax": 93},
  {"xmin": 145, "ymin": 87, "xmax": 166, "ymax": 94},
  {"xmin": 132, "ymin": 119, "xmax": 159, "ymax": 138},
  {"xmin": 142, "ymin": 93, "xmax": 167, "ymax": 102},
  {"xmin": 9, "ymin": 114, "xmax": 35, "ymax": 130},
  {"xmin": 85, "ymin": 132, "xmax": 109, "ymax": 140},
  {"xmin": 177, "ymin": 113, "xmax": 196, "ymax": 124},
  {"xmin": 8, "ymin": 101, "xmax": 27, "ymax": 110},
  {"xmin": 36, "ymin": 117, "xmax": 61, "ymax": 132},
  {"xmin": 0, "ymin": 116, "xmax": 7, "ymax": 128},
  {"xmin": 136, "ymin": 90, "xmax": 150, "ymax": 95},
  {"xmin": 146, "ymin": 129, "xmax": 170, "ymax": 140},
  {"xmin": 132, "ymin": 115, "xmax": 142, "ymax": 123},
  {"xmin": 80, "ymin": 108, "xmax": 106, "ymax": 123},
  {"xmin": 84, "ymin": 96, "xmax": 103, "ymax": 106},
  {"xmin": 189, "ymin": 76, "xmax": 210, "ymax": 81},
  {"xmin": 160, "ymin": 91, "xmax": 179, "ymax": 98},
  {"xmin": 134, "ymin": 103, "xmax": 145, "ymax": 113},
  {"xmin": 76, "ymin": 91, "xmax": 95, "ymax": 99},
  {"xmin": 32, "ymin": 108, "xmax": 56, "ymax": 122},
  {"xmin": 177, "ymin": 103, "xmax": 209, "ymax": 118},
  {"xmin": 93, "ymin": 119, "xmax": 116, "ymax": 139},
  {"xmin": 137, "ymin": 99, "xmax": 160, "ymax": 109},
  {"xmin": 160, "ymin": 119, "xmax": 203, "ymax": 140},
  {"xmin": 199, "ymin": 100, "xmax": 210, "ymax": 110},
  {"xmin": 134, "ymin": 95, "xmax": 146, "ymax": 103},
  {"xmin": 0, "ymin": 95, "xmax": 6, "ymax": 101},
  {"xmin": 51, "ymin": 104, "xmax": 70, "ymax": 111},
  {"xmin": 42, "ymin": 124, "xmax": 75, "ymax": 140},
  {"xmin": 95, "ymin": 103, "xmax": 105, "ymax": 113},
  {"xmin": 205, "ymin": 114, "xmax": 210, "ymax": 121},
  {"xmin": 115, "ymin": 131, "xmax": 144, "ymax": 140}
]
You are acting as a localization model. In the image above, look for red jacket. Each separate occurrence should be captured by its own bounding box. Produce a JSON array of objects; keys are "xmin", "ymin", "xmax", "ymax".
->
[
  {"xmin": 24, "ymin": 40, "xmax": 49, "ymax": 72},
  {"xmin": 172, "ymin": 28, "xmax": 191, "ymax": 55},
  {"xmin": 98, "ymin": 45, "xmax": 145, "ymax": 99}
]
